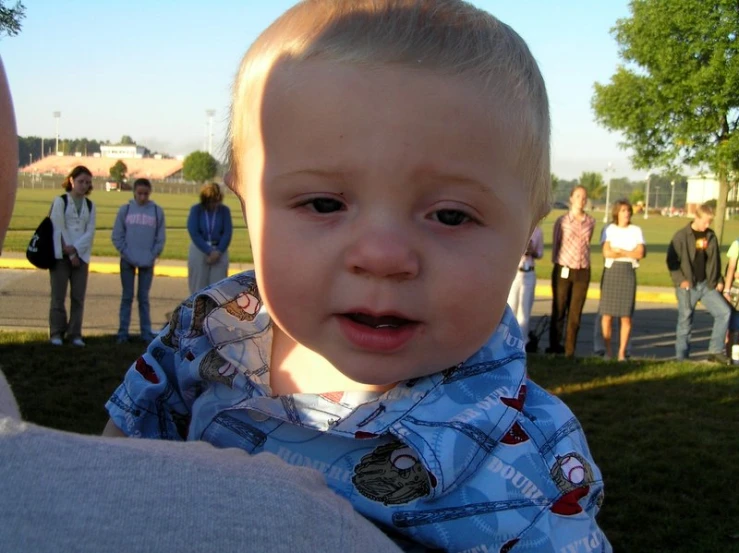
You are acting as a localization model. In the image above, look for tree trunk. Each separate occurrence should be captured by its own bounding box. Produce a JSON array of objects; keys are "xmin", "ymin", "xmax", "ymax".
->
[{"xmin": 715, "ymin": 173, "xmax": 729, "ymax": 246}]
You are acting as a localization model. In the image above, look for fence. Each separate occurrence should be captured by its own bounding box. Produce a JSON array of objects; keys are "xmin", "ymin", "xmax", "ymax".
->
[{"xmin": 16, "ymin": 173, "xmax": 229, "ymax": 195}]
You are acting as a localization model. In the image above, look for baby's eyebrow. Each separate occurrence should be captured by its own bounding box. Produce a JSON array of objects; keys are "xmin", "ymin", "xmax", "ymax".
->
[
  {"xmin": 271, "ymin": 168, "xmax": 348, "ymax": 183},
  {"xmin": 410, "ymin": 167, "xmax": 493, "ymax": 194}
]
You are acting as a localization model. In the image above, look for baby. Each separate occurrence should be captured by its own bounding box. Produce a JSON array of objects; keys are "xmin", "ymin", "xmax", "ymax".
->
[{"xmin": 105, "ymin": 1, "xmax": 611, "ymax": 551}]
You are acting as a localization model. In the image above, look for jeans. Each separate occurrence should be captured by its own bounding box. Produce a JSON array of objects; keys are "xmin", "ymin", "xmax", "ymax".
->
[
  {"xmin": 118, "ymin": 259, "xmax": 154, "ymax": 339},
  {"xmin": 675, "ymin": 281, "xmax": 730, "ymax": 359},
  {"xmin": 506, "ymin": 269, "xmax": 537, "ymax": 341}
]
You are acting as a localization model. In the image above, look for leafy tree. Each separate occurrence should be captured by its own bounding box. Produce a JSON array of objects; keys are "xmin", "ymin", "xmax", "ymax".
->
[
  {"xmin": 109, "ymin": 160, "xmax": 128, "ymax": 183},
  {"xmin": 579, "ymin": 171, "xmax": 606, "ymax": 200},
  {"xmin": 630, "ymin": 189, "xmax": 645, "ymax": 206},
  {"xmin": 120, "ymin": 135, "xmax": 135, "ymax": 145},
  {"xmin": 182, "ymin": 151, "xmax": 218, "ymax": 184},
  {"xmin": 592, "ymin": 0, "xmax": 739, "ymax": 242},
  {"xmin": 0, "ymin": 1, "xmax": 25, "ymax": 38},
  {"xmin": 550, "ymin": 173, "xmax": 559, "ymax": 193}
]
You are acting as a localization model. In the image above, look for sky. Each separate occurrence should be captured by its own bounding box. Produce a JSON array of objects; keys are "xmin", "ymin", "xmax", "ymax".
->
[{"xmin": 1, "ymin": 0, "xmax": 644, "ymax": 180}]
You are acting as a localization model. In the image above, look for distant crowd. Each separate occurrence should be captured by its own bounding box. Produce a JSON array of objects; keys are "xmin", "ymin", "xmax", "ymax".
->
[
  {"xmin": 508, "ymin": 184, "xmax": 739, "ymax": 364},
  {"xmin": 45, "ymin": 165, "xmax": 233, "ymax": 346}
]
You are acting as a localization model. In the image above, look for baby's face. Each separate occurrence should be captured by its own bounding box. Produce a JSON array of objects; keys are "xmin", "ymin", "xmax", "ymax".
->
[{"xmin": 235, "ymin": 60, "xmax": 532, "ymax": 385}]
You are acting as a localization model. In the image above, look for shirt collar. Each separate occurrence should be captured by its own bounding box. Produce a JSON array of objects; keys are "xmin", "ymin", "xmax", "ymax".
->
[{"xmin": 193, "ymin": 272, "xmax": 529, "ymax": 500}]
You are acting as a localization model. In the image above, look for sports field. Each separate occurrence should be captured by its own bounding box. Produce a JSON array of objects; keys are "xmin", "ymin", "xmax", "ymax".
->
[{"xmin": 6, "ymin": 188, "xmax": 739, "ymax": 287}]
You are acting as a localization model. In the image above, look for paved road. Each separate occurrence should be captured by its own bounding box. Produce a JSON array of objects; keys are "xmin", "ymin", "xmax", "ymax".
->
[{"xmin": 0, "ymin": 268, "xmax": 716, "ymax": 360}]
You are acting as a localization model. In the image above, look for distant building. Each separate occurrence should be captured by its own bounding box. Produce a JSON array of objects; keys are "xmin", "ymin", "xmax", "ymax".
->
[
  {"xmin": 686, "ymin": 175, "xmax": 739, "ymax": 216},
  {"xmin": 100, "ymin": 144, "xmax": 146, "ymax": 159}
]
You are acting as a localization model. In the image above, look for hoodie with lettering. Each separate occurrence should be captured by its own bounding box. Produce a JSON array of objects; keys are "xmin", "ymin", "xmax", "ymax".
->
[{"xmin": 111, "ymin": 200, "xmax": 166, "ymax": 268}]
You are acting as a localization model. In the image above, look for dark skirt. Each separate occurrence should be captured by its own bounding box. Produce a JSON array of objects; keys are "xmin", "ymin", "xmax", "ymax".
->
[{"xmin": 599, "ymin": 261, "xmax": 636, "ymax": 317}]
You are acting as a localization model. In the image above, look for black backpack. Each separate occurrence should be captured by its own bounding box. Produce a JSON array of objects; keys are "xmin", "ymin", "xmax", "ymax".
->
[{"xmin": 26, "ymin": 195, "xmax": 92, "ymax": 270}]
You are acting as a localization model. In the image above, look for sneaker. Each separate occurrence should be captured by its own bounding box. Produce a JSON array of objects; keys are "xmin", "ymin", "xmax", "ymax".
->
[
  {"xmin": 50, "ymin": 337, "xmax": 63, "ymax": 346},
  {"xmin": 71, "ymin": 338, "xmax": 86, "ymax": 347},
  {"xmin": 707, "ymin": 352, "xmax": 730, "ymax": 365}
]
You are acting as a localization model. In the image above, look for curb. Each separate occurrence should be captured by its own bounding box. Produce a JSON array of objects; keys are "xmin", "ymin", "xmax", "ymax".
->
[
  {"xmin": 0, "ymin": 258, "xmax": 251, "ymax": 279},
  {"xmin": 0, "ymin": 258, "xmax": 678, "ymax": 305},
  {"xmin": 534, "ymin": 285, "xmax": 676, "ymax": 305}
]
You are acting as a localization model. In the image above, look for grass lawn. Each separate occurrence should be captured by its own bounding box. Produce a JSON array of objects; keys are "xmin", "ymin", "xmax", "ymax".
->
[
  {"xmin": 1, "ymin": 330, "xmax": 737, "ymax": 553},
  {"xmin": 2, "ymin": 188, "xmax": 253, "ymax": 263},
  {"xmin": 6, "ymin": 188, "xmax": 739, "ymax": 286}
]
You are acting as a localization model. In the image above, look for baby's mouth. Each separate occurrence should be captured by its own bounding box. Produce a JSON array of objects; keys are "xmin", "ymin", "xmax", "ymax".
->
[{"xmin": 343, "ymin": 313, "xmax": 415, "ymax": 329}]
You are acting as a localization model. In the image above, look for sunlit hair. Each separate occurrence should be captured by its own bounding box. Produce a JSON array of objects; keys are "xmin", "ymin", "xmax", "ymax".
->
[
  {"xmin": 610, "ymin": 199, "xmax": 632, "ymax": 224},
  {"xmin": 229, "ymin": 0, "xmax": 551, "ymax": 222},
  {"xmin": 199, "ymin": 182, "xmax": 223, "ymax": 206},
  {"xmin": 63, "ymin": 165, "xmax": 92, "ymax": 195},
  {"xmin": 133, "ymin": 178, "xmax": 152, "ymax": 190},
  {"xmin": 696, "ymin": 202, "xmax": 714, "ymax": 218}
]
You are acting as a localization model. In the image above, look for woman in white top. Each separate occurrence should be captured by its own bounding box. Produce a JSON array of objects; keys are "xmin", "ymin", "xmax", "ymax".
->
[
  {"xmin": 599, "ymin": 199, "xmax": 645, "ymax": 360},
  {"xmin": 48, "ymin": 165, "xmax": 96, "ymax": 346}
]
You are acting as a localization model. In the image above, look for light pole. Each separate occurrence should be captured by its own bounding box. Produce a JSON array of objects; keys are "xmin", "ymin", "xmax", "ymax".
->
[
  {"xmin": 644, "ymin": 172, "xmax": 651, "ymax": 219},
  {"xmin": 603, "ymin": 162, "xmax": 614, "ymax": 223},
  {"xmin": 53, "ymin": 111, "xmax": 61, "ymax": 155},
  {"xmin": 669, "ymin": 180, "xmax": 676, "ymax": 216},
  {"xmin": 205, "ymin": 109, "xmax": 216, "ymax": 155}
]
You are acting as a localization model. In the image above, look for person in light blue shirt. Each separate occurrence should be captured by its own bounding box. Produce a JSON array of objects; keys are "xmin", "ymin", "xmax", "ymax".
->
[
  {"xmin": 104, "ymin": 2, "xmax": 611, "ymax": 551},
  {"xmin": 111, "ymin": 178, "xmax": 166, "ymax": 343},
  {"xmin": 186, "ymin": 182, "xmax": 233, "ymax": 294}
]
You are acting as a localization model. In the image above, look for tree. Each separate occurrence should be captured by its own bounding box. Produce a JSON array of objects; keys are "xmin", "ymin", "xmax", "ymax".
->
[
  {"xmin": 579, "ymin": 171, "xmax": 606, "ymax": 200},
  {"xmin": 0, "ymin": 1, "xmax": 25, "ymax": 38},
  {"xmin": 110, "ymin": 160, "xmax": 127, "ymax": 183},
  {"xmin": 551, "ymin": 173, "xmax": 559, "ymax": 194},
  {"xmin": 592, "ymin": 0, "xmax": 739, "ymax": 242},
  {"xmin": 182, "ymin": 151, "xmax": 218, "ymax": 184},
  {"xmin": 120, "ymin": 135, "xmax": 135, "ymax": 145}
]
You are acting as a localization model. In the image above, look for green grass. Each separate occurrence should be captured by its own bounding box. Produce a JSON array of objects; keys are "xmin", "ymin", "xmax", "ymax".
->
[
  {"xmin": 7, "ymin": 188, "xmax": 739, "ymax": 286},
  {"xmin": 2, "ymin": 330, "xmax": 737, "ymax": 553},
  {"xmin": 3, "ymin": 188, "xmax": 253, "ymax": 262}
]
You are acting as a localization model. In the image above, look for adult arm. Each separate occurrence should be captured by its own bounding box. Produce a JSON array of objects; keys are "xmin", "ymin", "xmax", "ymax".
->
[
  {"xmin": 49, "ymin": 196, "xmax": 69, "ymax": 256},
  {"xmin": 111, "ymin": 205, "xmax": 127, "ymax": 257},
  {"xmin": 710, "ymin": 234, "xmax": 724, "ymax": 291},
  {"xmin": 73, "ymin": 202, "xmax": 96, "ymax": 259},
  {"xmin": 666, "ymin": 232, "xmax": 689, "ymax": 288},
  {"xmin": 723, "ymin": 241, "xmax": 739, "ymax": 298},
  {"xmin": 0, "ymin": 57, "xmax": 17, "ymax": 255},
  {"xmin": 216, "ymin": 205, "xmax": 233, "ymax": 253},
  {"xmin": 153, "ymin": 206, "xmax": 166, "ymax": 258},
  {"xmin": 551, "ymin": 216, "xmax": 563, "ymax": 263},
  {"xmin": 187, "ymin": 204, "xmax": 212, "ymax": 254}
]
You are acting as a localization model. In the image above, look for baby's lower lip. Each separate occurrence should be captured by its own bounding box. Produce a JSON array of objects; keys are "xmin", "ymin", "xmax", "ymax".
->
[{"xmin": 336, "ymin": 315, "xmax": 419, "ymax": 353}]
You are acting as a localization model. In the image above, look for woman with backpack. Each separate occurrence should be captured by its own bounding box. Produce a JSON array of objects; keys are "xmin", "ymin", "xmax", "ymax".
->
[{"xmin": 48, "ymin": 165, "xmax": 96, "ymax": 347}]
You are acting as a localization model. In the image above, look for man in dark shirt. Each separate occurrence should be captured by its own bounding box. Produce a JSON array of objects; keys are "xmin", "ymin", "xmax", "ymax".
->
[{"xmin": 666, "ymin": 203, "xmax": 730, "ymax": 362}]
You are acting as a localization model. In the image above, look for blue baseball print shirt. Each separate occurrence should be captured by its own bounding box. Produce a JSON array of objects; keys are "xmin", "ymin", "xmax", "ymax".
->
[{"xmin": 106, "ymin": 271, "xmax": 611, "ymax": 553}]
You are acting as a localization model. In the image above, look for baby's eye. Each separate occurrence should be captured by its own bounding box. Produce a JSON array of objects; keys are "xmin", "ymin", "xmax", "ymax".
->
[
  {"xmin": 432, "ymin": 209, "xmax": 471, "ymax": 226},
  {"xmin": 304, "ymin": 198, "xmax": 344, "ymax": 213}
]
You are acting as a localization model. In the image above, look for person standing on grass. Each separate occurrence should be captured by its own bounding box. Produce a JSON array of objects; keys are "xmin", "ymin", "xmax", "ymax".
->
[
  {"xmin": 593, "ymin": 221, "xmax": 633, "ymax": 358},
  {"xmin": 506, "ymin": 226, "xmax": 543, "ymax": 349},
  {"xmin": 722, "ymin": 238, "xmax": 739, "ymax": 353},
  {"xmin": 111, "ymin": 178, "xmax": 166, "ymax": 344},
  {"xmin": 49, "ymin": 165, "xmax": 96, "ymax": 347},
  {"xmin": 666, "ymin": 202, "xmax": 730, "ymax": 363},
  {"xmin": 547, "ymin": 185, "xmax": 595, "ymax": 357},
  {"xmin": 599, "ymin": 200, "xmax": 645, "ymax": 361},
  {"xmin": 186, "ymin": 182, "xmax": 232, "ymax": 294}
]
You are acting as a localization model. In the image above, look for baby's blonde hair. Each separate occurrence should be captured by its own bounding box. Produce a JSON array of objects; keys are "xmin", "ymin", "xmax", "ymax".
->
[{"xmin": 230, "ymin": 0, "xmax": 551, "ymax": 221}]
